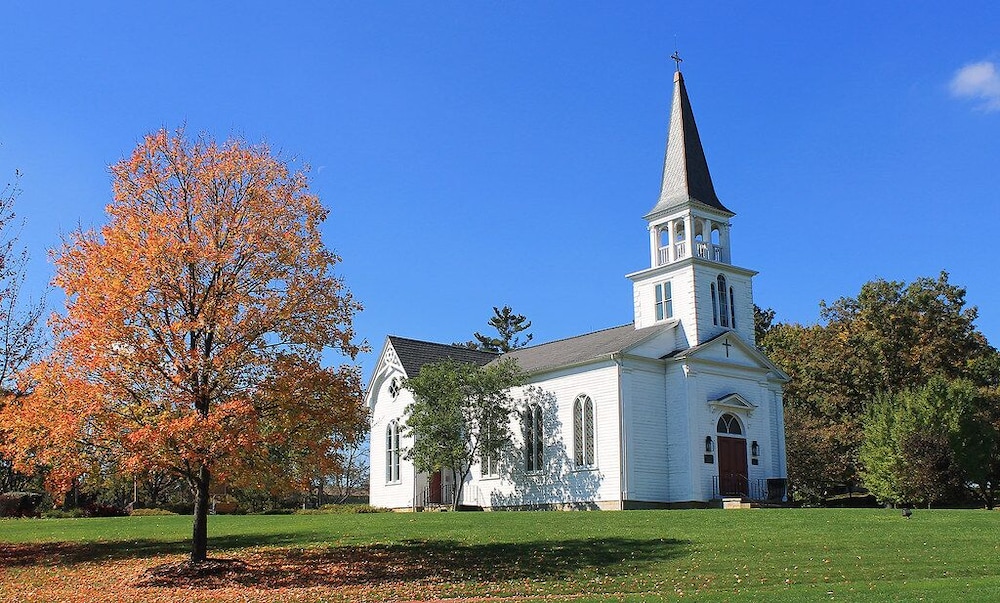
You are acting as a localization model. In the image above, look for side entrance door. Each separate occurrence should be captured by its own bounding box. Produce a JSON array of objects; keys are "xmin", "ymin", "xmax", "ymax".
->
[
  {"xmin": 428, "ymin": 471, "xmax": 442, "ymax": 504},
  {"xmin": 718, "ymin": 436, "xmax": 748, "ymax": 496}
]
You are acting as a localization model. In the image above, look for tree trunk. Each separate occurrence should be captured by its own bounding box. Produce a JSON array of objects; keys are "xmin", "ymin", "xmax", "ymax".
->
[
  {"xmin": 451, "ymin": 468, "xmax": 464, "ymax": 511},
  {"xmin": 191, "ymin": 464, "xmax": 210, "ymax": 563}
]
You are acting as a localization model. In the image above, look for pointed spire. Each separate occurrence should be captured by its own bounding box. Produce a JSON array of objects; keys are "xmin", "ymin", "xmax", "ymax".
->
[{"xmin": 646, "ymin": 69, "xmax": 732, "ymax": 218}]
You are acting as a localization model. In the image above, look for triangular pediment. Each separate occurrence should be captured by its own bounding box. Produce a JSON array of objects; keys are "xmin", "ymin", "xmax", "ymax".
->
[
  {"xmin": 670, "ymin": 331, "xmax": 790, "ymax": 382},
  {"xmin": 709, "ymin": 392, "xmax": 756, "ymax": 414},
  {"xmin": 364, "ymin": 337, "xmax": 407, "ymax": 410}
]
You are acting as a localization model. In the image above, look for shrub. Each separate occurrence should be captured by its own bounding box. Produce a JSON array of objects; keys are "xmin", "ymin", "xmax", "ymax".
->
[
  {"xmin": 296, "ymin": 504, "xmax": 390, "ymax": 515},
  {"xmin": 162, "ymin": 502, "xmax": 193, "ymax": 515},
  {"xmin": 41, "ymin": 508, "xmax": 85, "ymax": 519},
  {"xmin": 129, "ymin": 508, "xmax": 178, "ymax": 516},
  {"xmin": 84, "ymin": 503, "xmax": 127, "ymax": 517},
  {"xmin": 0, "ymin": 492, "xmax": 43, "ymax": 518}
]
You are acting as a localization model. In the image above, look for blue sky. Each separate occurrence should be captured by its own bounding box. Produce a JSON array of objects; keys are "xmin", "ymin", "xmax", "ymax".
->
[{"xmin": 2, "ymin": 2, "xmax": 998, "ymax": 382}]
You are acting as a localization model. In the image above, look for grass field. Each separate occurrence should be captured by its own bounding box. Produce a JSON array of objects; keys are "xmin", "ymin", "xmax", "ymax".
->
[{"xmin": 1, "ymin": 508, "xmax": 998, "ymax": 602}]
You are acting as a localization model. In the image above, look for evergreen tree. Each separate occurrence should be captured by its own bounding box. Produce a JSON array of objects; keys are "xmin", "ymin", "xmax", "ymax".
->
[{"xmin": 474, "ymin": 305, "xmax": 533, "ymax": 353}]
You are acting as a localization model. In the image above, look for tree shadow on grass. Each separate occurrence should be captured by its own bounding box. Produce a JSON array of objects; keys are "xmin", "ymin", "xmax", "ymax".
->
[
  {"xmin": 1, "ymin": 536, "xmax": 690, "ymax": 590},
  {"xmin": 138, "ymin": 537, "xmax": 690, "ymax": 589},
  {"xmin": 0, "ymin": 532, "xmax": 320, "ymax": 567}
]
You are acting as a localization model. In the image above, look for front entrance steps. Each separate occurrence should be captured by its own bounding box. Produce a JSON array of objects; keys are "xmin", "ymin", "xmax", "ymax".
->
[
  {"xmin": 720, "ymin": 496, "xmax": 754, "ymax": 509},
  {"xmin": 712, "ymin": 496, "xmax": 790, "ymax": 509}
]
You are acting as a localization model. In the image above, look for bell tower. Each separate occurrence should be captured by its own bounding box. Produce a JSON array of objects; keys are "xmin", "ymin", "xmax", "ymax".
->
[{"xmin": 627, "ymin": 64, "xmax": 757, "ymax": 349}]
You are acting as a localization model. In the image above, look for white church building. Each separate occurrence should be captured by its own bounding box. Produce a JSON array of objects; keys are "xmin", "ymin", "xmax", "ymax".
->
[{"xmin": 366, "ymin": 68, "xmax": 789, "ymax": 510}]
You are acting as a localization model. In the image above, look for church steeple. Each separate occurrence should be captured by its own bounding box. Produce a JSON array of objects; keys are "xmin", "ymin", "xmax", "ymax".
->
[
  {"xmin": 627, "ymin": 64, "xmax": 757, "ymax": 348},
  {"xmin": 645, "ymin": 70, "xmax": 733, "ymax": 219}
]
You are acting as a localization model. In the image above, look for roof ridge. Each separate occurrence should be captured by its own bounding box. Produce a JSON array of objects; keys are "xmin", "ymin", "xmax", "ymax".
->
[
  {"xmin": 505, "ymin": 322, "xmax": 636, "ymax": 353},
  {"xmin": 387, "ymin": 334, "xmax": 499, "ymax": 355}
]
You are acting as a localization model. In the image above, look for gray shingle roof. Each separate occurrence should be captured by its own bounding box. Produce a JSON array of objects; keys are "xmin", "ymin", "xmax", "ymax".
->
[
  {"xmin": 388, "ymin": 336, "xmax": 497, "ymax": 377},
  {"xmin": 498, "ymin": 323, "xmax": 662, "ymax": 375},
  {"xmin": 646, "ymin": 70, "xmax": 733, "ymax": 218}
]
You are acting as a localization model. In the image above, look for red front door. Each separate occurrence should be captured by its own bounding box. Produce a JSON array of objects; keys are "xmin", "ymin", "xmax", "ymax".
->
[
  {"xmin": 429, "ymin": 471, "xmax": 442, "ymax": 504},
  {"xmin": 718, "ymin": 436, "xmax": 748, "ymax": 496}
]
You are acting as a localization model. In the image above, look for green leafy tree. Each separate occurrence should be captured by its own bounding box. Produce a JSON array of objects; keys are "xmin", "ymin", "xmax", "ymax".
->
[
  {"xmin": 753, "ymin": 305, "xmax": 775, "ymax": 348},
  {"xmin": 860, "ymin": 378, "xmax": 972, "ymax": 508},
  {"xmin": 403, "ymin": 358, "xmax": 524, "ymax": 510},
  {"xmin": 474, "ymin": 305, "xmax": 533, "ymax": 353},
  {"xmin": 857, "ymin": 391, "xmax": 906, "ymax": 505},
  {"xmin": 763, "ymin": 272, "xmax": 995, "ymax": 502}
]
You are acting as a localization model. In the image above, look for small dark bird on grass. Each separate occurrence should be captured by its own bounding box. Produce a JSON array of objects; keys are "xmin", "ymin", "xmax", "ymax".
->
[{"xmin": 901, "ymin": 507, "xmax": 912, "ymax": 519}]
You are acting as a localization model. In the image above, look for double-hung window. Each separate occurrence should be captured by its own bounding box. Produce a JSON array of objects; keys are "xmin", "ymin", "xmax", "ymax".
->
[{"xmin": 654, "ymin": 282, "xmax": 673, "ymax": 321}]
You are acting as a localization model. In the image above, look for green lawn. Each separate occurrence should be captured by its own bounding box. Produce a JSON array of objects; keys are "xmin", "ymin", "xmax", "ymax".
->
[{"xmin": 2, "ymin": 508, "xmax": 998, "ymax": 602}]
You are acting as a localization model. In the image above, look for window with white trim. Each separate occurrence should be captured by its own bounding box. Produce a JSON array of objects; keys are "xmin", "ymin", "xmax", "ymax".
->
[
  {"xmin": 573, "ymin": 394, "xmax": 596, "ymax": 468},
  {"xmin": 729, "ymin": 286, "xmax": 736, "ymax": 329},
  {"xmin": 481, "ymin": 420, "xmax": 500, "ymax": 478},
  {"xmin": 711, "ymin": 282, "xmax": 718, "ymax": 325},
  {"xmin": 654, "ymin": 282, "xmax": 673, "ymax": 321},
  {"xmin": 717, "ymin": 413, "xmax": 742, "ymax": 435},
  {"xmin": 717, "ymin": 275, "xmax": 730, "ymax": 328},
  {"xmin": 523, "ymin": 404, "xmax": 543, "ymax": 472},
  {"xmin": 385, "ymin": 420, "xmax": 400, "ymax": 483}
]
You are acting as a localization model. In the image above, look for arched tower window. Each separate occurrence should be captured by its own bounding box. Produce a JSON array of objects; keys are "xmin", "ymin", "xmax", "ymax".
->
[
  {"xmin": 523, "ymin": 404, "xmax": 544, "ymax": 472},
  {"xmin": 729, "ymin": 286, "xmax": 737, "ymax": 329},
  {"xmin": 717, "ymin": 413, "xmax": 743, "ymax": 435},
  {"xmin": 385, "ymin": 420, "xmax": 400, "ymax": 483},
  {"xmin": 717, "ymin": 275, "xmax": 730, "ymax": 328},
  {"xmin": 711, "ymin": 282, "xmax": 719, "ymax": 325},
  {"xmin": 573, "ymin": 395, "xmax": 596, "ymax": 468}
]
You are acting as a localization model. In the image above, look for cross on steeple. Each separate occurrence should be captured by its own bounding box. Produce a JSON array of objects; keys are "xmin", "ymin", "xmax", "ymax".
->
[{"xmin": 670, "ymin": 51, "xmax": 683, "ymax": 72}]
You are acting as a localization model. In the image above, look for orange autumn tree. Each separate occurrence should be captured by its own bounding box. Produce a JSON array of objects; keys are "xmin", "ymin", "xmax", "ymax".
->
[{"xmin": 0, "ymin": 129, "xmax": 365, "ymax": 562}]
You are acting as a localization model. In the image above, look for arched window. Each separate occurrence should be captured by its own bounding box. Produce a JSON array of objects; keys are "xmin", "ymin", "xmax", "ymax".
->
[
  {"xmin": 481, "ymin": 418, "xmax": 500, "ymax": 478},
  {"xmin": 523, "ymin": 404, "xmax": 543, "ymax": 472},
  {"xmin": 573, "ymin": 395, "xmax": 596, "ymax": 468},
  {"xmin": 717, "ymin": 413, "xmax": 743, "ymax": 435},
  {"xmin": 717, "ymin": 275, "xmax": 729, "ymax": 327},
  {"xmin": 385, "ymin": 420, "xmax": 400, "ymax": 483},
  {"xmin": 729, "ymin": 286, "xmax": 736, "ymax": 329},
  {"xmin": 711, "ymin": 282, "xmax": 719, "ymax": 326}
]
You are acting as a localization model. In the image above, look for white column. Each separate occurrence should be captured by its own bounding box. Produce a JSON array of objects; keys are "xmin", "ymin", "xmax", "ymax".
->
[
  {"xmin": 667, "ymin": 220, "xmax": 675, "ymax": 262},
  {"xmin": 721, "ymin": 222, "xmax": 732, "ymax": 263},
  {"xmin": 702, "ymin": 218, "xmax": 712, "ymax": 259},
  {"xmin": 683, "ymin": 215, "xmax": 693, "ymax": 259},
  {"xmin": 649, "ymin": 224, "xmax": 658, "ymax": 267}
]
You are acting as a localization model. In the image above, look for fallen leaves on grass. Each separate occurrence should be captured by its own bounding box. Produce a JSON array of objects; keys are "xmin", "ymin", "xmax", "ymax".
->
[
  {"xmin": 0, "ymin": 537, "xmax": 686, "ymax": 602},
  {"xmin": 135, "ymin": 558, "xmax": 249, "ymax": 588}
]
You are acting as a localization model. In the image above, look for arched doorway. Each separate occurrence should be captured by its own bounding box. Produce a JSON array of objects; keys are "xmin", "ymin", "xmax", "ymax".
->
[{"xmin": 717, "ymin": 413, "xmax": 748, "ymax": 496}]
